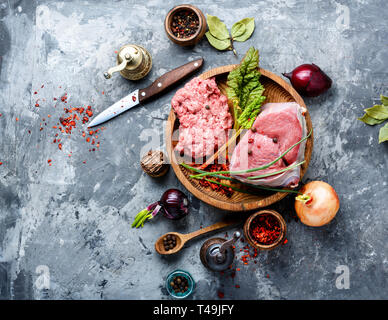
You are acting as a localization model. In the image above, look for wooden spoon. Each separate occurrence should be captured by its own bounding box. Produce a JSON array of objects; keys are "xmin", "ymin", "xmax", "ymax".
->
[{"xmin": 155, "ymin": 219, "xmax": 241, "ymax": 255}]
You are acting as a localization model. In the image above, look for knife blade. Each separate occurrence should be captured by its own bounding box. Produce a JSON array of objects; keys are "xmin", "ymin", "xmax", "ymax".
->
[{"xmin": 88, "ymin": 58, "xmax": 204, "ymax": 128}]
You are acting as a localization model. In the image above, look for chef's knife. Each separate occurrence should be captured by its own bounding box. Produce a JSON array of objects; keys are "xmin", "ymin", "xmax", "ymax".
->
[{"xmin": 88, "ymin": 58, "xmax": 204, "ymax": 127}]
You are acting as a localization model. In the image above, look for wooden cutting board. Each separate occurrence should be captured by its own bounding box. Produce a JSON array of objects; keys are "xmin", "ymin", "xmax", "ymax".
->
[{"xmin": 166, "ymin": 65, "xmax": 313, "ymax": 212}]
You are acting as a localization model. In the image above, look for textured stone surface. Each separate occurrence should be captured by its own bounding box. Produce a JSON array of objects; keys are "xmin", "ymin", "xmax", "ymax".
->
[{"xmin": 0, "ymin": 0, "xmax": 387, "ymax": 300}]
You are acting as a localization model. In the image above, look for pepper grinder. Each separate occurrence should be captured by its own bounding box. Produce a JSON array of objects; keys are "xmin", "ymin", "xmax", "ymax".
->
[
  {"xmin": 200, "ymin": 231, "xmax": 241, "ymax": 272},
  {"xmin": 104, "ymin": 44, "xmax": 152, "ymax": 80}
]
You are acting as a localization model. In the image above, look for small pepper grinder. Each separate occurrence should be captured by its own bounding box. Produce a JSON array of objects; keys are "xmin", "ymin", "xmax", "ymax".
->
[
  {"xmin": 200, "ymin": 231, "xmax": 241, "ymax": 272},
  {"xmin": 104, "ymin": 44, "xmax": 152, "ymax": 80}
]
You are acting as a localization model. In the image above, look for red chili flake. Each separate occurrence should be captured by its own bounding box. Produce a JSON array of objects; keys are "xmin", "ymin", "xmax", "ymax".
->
[
  {"xmin": 0, "ymin": 113, "xmax": 2, "ymax": 117},
  {"xmin": 86, "ymin": 137, "xmax": 90, "ymax": 143},
  {"xmin": 266, "ymin": 274, "xmax": 270, "ymax": 278},
  {"xmin": 41, "ymin": 85, "xmax": 44, "ymax": 88},
  {"xmin": 47, "ymin": 159, "xmax": 52, "ymax": 163},
  {"xmin": 235, "ymin": 285, "xmax": 240, "ymax": 288},
  {"xmin": 34, "ymin": 91, "xmax": 38, "ymax": 94},
  {"xmin": 217, "ymin": 291, "xmax": 224, "ymax": 299},
  {"xmin": 89, "ymin": 130, "xmax": 94, "ymax": 135},
  {"xmin": 58, "ymin": 144, "xmax": 62, "ymax": 150},
  {"xmin": 16, "ymin": 117, "xmax": 19, "ymax": 121},
  {"xmin": 236, "ymin": 268, "xmax": 240, "ymax": 271},
  {"xmin": 249, "ymin": 213, "xmax": 281, "ymax": 245},
  {"xmin": 283, "ymin": 239, "xmax": 288, "ymax": 245},
  {"xmin": 102, "ymin": 91, "xmax": 104, "ymax": 95},
  {"xmin": 83, "ymin": 161, "xmax": 86, "ymax": 164},
  {"xmin": 0, "ymin": 162, "xmax": 3, "ymax": 166},
  {"xmin": 248, "ymin": 138, "xmax": 254, "ymax": 143},
  {"xmin": 35, "ymin": 103, "xmax": 40, "ymax": 107},
  {"xmin": 61, "ymin": 95, "xmax": 67, "ymax": 102},
  {"xmin": 132, "ymin": 95, "xmax": 136, "ymax": 102},
  {"xmin": 86, "ymin": 110, "xmax": 93, "ymax": 117}
]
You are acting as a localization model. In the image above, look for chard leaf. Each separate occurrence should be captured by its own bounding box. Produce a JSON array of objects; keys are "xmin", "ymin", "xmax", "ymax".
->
[
  {"xmin": 378, "ymin": 123, "xmax": 388, "ymax": 143},
  {"xmin": 358, "ymin": 113, "xmax": 385, "ymax": 125},
  {"xmin": 233, "ymin": 18, "xmax": 255, "ymax": 42},
  {"xmin": 205, "ymin": 32, "xmax": 231, "ymax": 50},
  {"xmin": 231, "ymin": 22, "xmax": 246, "ymax": 38},
  {"xmin": 226, "ymin": 47, "xmax": 266, "ymax": 129},
  {"xmin": 364, "ymin": 104, "xmax": 388, "ymax": 120},
  {"xmin": 207, "ymin": 14, "xmax": 230, "ymax": 40}
]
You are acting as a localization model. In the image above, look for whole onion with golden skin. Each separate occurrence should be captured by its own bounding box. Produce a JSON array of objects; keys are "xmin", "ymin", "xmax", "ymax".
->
[{"xmin": 295, "ymin": 181, "xmax": 340, "ymax": 227}]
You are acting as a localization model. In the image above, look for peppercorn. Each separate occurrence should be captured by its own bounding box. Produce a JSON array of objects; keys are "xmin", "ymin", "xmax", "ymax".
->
[
  {"xmin": 163, "ymin": 234, "xmax": 177, "ymax": 251},
  {"xmin": 251, "ymin": 127, "xmax": 257, "ymax": 132},
  {"xmin": 273, "ymin": 137, "xmax": 278, "ymax": 143},
  {"xmin": 205, "ymin": 105, "xmax": 210, "ymax": 110},
  {"xmin": 171, "ymin": 275, "xmax": 189, "ymax": 293},
  {"xmin": 248, "ymin": 150, "xmax": 252, "ymax": 155}
]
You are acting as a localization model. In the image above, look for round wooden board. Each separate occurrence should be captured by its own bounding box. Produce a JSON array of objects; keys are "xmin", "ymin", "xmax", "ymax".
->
[{"xmin": 166, "ymin": 65, "xmax": 313, "ymax": 212}]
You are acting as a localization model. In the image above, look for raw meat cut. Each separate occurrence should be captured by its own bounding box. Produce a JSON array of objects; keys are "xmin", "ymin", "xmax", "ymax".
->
[
  {"xmin": 230, "ymin": 102, "xmax": 307, "ymax": 188},
  {"xmin": 171, "ymin": 77, "xmax": 233, "ymax": 158}
]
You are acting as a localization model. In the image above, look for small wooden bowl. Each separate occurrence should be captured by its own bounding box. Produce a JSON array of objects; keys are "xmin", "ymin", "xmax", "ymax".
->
[
  {"xmin": 164, "ymin": 4, "xmax": 207, "ymax": 46},
  {"xmin": 243, "ymin": 210, "xmax": 287, "ymax": 250}
]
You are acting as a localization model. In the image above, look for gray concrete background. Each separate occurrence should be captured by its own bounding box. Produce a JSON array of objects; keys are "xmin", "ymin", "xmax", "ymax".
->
[{"xmin": 0, "ymin": 0, "xmax": 387, "ymax": 300}]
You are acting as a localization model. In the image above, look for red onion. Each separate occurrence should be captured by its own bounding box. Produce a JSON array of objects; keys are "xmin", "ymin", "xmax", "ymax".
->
[
  {"xmin": 132, "ymin": 189, "xmax": 189, "ymax": 228},
  {"xmin": 282, "ymin": 64, "xmax": 332, "ymax": 97}
]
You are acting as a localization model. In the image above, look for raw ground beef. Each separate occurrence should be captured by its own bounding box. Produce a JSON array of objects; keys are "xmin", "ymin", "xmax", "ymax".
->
[
  {"xmin": 230, "ymin": 102, "xmax": 307, "ymax": 187},
  {"xmin": 171, "ymin": 77, "xmax": 233, "ymax": 158}
]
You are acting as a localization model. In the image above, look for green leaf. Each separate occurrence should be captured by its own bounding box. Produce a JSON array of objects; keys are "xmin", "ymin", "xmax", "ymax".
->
[
  {"xmin": 231, "ymin": 22, "xmax": 246, "ymax": 39},
  {"xmin": 226, "ymin": 47, "xmax": 266, "ymax": 129},
  {"xmin": 378, "ymin": 123, "xmax": 388, "ymax": 143},
  {"xmin": 380, "ymin": 95, "xmax": 388, "ymax": 106},
  {"xmin": 233, "ymin": 18, "xmax": 255, "ymax": 42},
  {"xmin": 358, "ymin": 113, "xmax": 385, "ymax": 125},
  {"xmin": 206, "ymin": 14, "xmax": 230, "ymax": 40},
  {"xmin": 205, "ymin": 31, "xmax": 231, "ymax": 50},
  {"xmin": 364, "ymin": 104, "xmax": 388, "ymax": 120}
]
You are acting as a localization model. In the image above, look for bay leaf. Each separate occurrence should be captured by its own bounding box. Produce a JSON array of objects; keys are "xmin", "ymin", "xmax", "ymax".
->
[
  {"xmin": 358, "ymin": 113, "xmax": 385, "ymax": 125},
  {"xmin": 206, "ymin": 14, "xmax": 230, "ymax": 40},
  {"xmin": 380, "ymin": 95, "xmax": 388, "ymax": 106},
  {"xmin": 231, "ymin": 22, "xmax": 246, "ymax": 39},
  {"xmin": 205, "ymin": 31, "xmax": 231, "ymax": 50},
  {"xmin": 378, "ymin": 123, "xmax": 388, "ymax": 143},
  {"xmin": 233, "ymin": 18, "xmax": 255, "ymax": 42},
  {"xmin": 364, "ymin": 104, "xmax": 388, "ymax": 120}
]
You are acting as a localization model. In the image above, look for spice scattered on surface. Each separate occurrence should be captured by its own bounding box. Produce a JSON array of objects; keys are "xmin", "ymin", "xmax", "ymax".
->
[
  {"xmin": 250, "ymin": 213, "xmax": 281, "ymax": 245},
  {"xmin": 171, "ymin": 10, "xmax": 199, "ymax": 38},
  {"xmin": 192, "ymin": 163, "xmax": 234, "ymax": 197},
  {"xmin": 0, "ymin": 162, "xmax": 3, "ymax": 166},
  {"xmin": 217, "ymin": 291, "xmax": 225, "ymax": 299}
]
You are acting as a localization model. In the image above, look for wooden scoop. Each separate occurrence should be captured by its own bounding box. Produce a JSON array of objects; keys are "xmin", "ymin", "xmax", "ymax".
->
[{"xmin": 155, "ymin": 219, "xmax": 241, "ymax": 255}]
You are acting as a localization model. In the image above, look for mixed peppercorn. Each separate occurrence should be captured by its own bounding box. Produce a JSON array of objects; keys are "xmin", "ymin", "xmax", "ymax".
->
[{"xmin": 171, "ymin": 10, "xmax": 199, "ymax": 38}]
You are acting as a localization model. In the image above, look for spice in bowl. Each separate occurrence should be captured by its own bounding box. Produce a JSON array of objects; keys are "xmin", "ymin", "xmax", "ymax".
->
[
  {"xmin": 249, "ymin": 213, "xmax": 281, "ymax": 245},
  {"xmin": 166, "ymin": 270, "xmax": 195, "ymax": 299},
  {"xmin": 171, "ymin": 10, "xmax": 199, "ymax": 39},
  {"xmin": 163, "ymin": 234, "xmax": 177, "ymax": 251},
  {"xmin": 170, "ymin": 275, "xmax": 189, "ymax": 294}
]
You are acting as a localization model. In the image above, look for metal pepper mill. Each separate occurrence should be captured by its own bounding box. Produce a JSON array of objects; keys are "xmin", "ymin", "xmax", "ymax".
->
[
  {"xmin": 104, "ymin": 44, "xmax": 152, "ymax": 80},
  {"xmin": 200, "ymin": 231, "xmax": 241, "ymax": 272}
]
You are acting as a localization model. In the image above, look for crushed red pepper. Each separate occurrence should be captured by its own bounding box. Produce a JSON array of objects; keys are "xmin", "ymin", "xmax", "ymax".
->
[
  {"xmin": 249, "ymin": 214, "xmax": 281, "ymax": 245},
  {"xmin": 192, "ymin": 162, "xmax": 234, "ymax": 197}
]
